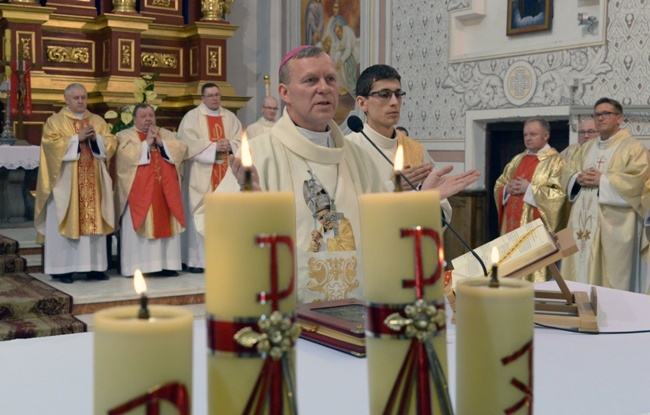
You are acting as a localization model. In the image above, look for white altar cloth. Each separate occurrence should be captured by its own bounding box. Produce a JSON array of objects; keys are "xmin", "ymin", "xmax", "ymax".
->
[
  {"xmin": 1, "ymin": 281, "xmax": 649, "ymax": 415},
  {"xmin": 0, "ymin": 145, "xmax": 40, "ymax": 170}
]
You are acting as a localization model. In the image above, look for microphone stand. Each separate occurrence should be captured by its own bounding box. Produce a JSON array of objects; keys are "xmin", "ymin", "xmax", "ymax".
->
[{"xmin": 349, "ymin": 119, "xmax": 488, "ymax": 277}]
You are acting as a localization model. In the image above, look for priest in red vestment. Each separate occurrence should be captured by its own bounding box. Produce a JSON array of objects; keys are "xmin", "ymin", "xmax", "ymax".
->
[
  {"xmin": 115, "ymin": 104, "xmax": 187, "ymax": 277},
  {"xmin": 494, "ymin": 117, "xmax": 568, "ymax": 281}
]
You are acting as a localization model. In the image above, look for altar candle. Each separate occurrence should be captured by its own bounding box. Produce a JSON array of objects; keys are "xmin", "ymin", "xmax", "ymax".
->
[
  {"xmin": 360, "ymin": 190, "xmax": 446, "ymax": 414},
  {"xmin": 455, "ymin": 278, "xmax": 534, "ymax": 415},
  {"xmin": 94, "ymin": 305, "xmax": 193, "ymax": 415},
  {"xmin": 204, "ymin": 191, "xmax": 295, "ymax": 414}
]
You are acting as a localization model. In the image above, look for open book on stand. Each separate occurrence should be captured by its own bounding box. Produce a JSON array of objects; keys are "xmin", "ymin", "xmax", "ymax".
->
[{"xmin": 450, "ymin": 218, "xmax": 558, "ymax": 286}]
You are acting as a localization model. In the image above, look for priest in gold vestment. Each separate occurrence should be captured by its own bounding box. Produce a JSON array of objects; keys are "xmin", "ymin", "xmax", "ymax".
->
[
  {"xmin": 115, "ymin": 104, "xmax": 187, "ymax": 277},
  {"xmin": 494, "ymin": 117, "xmax": 567, "ymax": 282},
  {"xmin": 562, "ymin": 98, "xmax": 650, "ymax": 292},
  {"xmin": 34, "ymin": 83, "xmax": 116, "ymax": 284}
]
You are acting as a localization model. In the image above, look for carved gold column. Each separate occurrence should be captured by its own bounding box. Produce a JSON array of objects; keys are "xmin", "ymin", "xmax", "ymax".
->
[
  {"xmin": 201, "ymin": 0, "xmax": 235, "ymax": 22},
  {"xmin": 112, "ymin": 0, "xmax": 137, "ymax": 13}
]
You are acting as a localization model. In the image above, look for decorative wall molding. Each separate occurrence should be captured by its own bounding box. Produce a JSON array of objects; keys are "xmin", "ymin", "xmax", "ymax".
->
[{"xmin": 141, "ymin": 52, "xmax": 178, "ymax": 69}]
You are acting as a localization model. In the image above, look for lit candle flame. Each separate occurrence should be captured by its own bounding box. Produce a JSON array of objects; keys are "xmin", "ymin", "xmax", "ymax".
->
[
  {"xmin": 491, "ymin": 247, "xmax": 499, "ymax": 266},
  {"xmin": 394, "ymin": 144, "xmax": 404, "ymax": 172},
  {"xmin": 134, "ymin": 269, "xmax": 147, "ymax": 295},
  {"xmin": 241, "ymin": 131, "xmax": 252, "ymax": 167}
]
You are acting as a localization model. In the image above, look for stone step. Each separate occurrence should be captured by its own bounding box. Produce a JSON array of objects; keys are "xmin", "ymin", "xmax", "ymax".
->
[{"xmin": 30, "ymin": 269, "xmax": 206, "ymax": 316}]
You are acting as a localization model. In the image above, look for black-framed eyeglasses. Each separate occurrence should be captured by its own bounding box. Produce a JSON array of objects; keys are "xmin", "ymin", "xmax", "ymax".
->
[
  {"xmin": 578, "ymin": 129, "xmax": 598, "ymax": 135},
  {"xmin": 262, "ymin": 106, "xmax": 279, "ymax": 110},
  {"xmin": 367, "ymin": 89, "xmax": 406, "ymax": 101},
  {"xmin": 593, "ymin": 111, "xmax": 620, "ymax": 118}
]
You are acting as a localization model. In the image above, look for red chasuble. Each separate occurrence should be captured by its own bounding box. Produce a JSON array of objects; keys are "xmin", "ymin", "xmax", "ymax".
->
[
  {"xmin": 502, "ymin": 155, "xmax": 541, "ymax": 234},
  {"xmin": 128, "ymin": 131, "xmax": 185, "ymax": 239},
  {"xmin": 207, "ymin": 115, "xmax": 229, "ymax": 191}
]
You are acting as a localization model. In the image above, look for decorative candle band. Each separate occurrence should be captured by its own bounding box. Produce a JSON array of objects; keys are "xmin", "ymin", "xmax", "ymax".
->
[
  {"xmin": 108, "ymin": 382, "xmax": 189, "ymax": 415},
  {"xmin": 208, "ymin": 312, "xmax": 300, "ymax": 415},
  {"xmin": 366, "ymin": 299, "xmax": 452, "ymax": 415},
  {"xmin": 365, "ymin": 300, "xmax": 446, "ymax": 339},
  {"xmin": 206, "ymin": 314, "xmax": 296, "ymax": 357}
]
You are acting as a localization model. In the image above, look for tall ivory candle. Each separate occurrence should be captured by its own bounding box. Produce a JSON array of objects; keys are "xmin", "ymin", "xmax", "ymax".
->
[
  {"xmin": 204, "ymin": 191, "xmax": 296, "ymax": 414},
  {"xmin": 360, "ymin": 190, "xmax": 447, "ymax": 414},
  {"xmin": 94, "ymin": 305, "xmax": 193, "ymax": 415},
  {"xmin": 455, "ymin": 278, "xmax": 534, "ymax": 414}
]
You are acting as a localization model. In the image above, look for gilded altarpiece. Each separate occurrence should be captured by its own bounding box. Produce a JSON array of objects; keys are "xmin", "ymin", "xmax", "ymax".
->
[{"xmin": 0, "ymin": 0, "xmax": 246, "ymax": 145}]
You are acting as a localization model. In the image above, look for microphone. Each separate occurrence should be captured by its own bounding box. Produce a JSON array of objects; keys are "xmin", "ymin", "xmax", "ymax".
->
[{"xmin": 347, "ymin": 115, "xmax": 488, "ymax": 277}]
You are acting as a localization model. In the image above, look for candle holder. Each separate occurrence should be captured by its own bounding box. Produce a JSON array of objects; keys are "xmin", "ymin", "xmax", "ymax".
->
[{"xmin": 0, "ymin": 81, "xmax": 17, "ymax": 146}]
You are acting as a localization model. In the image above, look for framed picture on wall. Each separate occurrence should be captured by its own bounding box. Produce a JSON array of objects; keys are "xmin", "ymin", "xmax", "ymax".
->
[
  {"xmin": 507, "ymin": 0, "xmax": 552, "ymax": 36},
  {"xmin": 300, "ymin": 0, "xmax": 361, "ymax": 125}
]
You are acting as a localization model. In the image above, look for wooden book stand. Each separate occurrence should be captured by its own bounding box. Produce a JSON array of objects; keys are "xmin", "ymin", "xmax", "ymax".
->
[{"xmin": 445, "ymin": 228, "xmax": 599, "ymax": 333}]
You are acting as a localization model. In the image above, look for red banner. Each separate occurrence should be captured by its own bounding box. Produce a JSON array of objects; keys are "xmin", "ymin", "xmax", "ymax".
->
[{"xmin": 10, "ymin": 60, "xmax": 31, "ymax": 116}]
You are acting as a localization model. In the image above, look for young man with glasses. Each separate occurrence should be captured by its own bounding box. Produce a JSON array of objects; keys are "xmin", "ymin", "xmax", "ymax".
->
[
  {"xmin": 346, "ymin": 64, "xmax": 452, "ymax": 222},
  {"xmin": 494, "ymin": 117, "xmax": 568, "ymax": 282},
  {"xmin": 562, "ymin": 97, "xmax": 650, "ymax": 293},
  {"xmin": 194, "ymin": 47, "xmax": 479, "ymax": 304},
  {"xmin": 245, "ymin": 96, "xmax": 280, "ymax": 139},
  {"xmin": 177, "ymin": 83, "xmax": 243, "ymax": 274},
  {"xmin": 561, "ymin": 119, "xmax": 598, "ymax": 161}
]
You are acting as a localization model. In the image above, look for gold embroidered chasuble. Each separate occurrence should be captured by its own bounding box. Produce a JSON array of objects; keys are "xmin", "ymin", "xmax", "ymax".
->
[
  {"xmin": 198, "ymin": 110, "xmax": 384, "ymax": 304},
  {"xmin": 494, "ymin": 147, "xmax": 567, "ymax": 282},
  {"xmin": 115, "ymin": 127, "xmax": 187, "ymax": 239},
  {"xmin": 495, "ymin": 147, "xmax": 568, "ymax": 233},
  {"xmin": 562, "ymin": 129, "xmax": 650, "ymax": 291},
  {"xmin": 34, "ymin": 108, "xmax": 116, "ymax": 240}
]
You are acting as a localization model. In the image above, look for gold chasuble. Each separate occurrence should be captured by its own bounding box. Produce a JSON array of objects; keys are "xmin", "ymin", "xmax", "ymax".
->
[
  {"xmin": 115, "ymin": 127, "xmax": 186, "ymax": 240},
  {"xmin": 494, "ymin": 148, "xmax": 567, "ymax": 282},
  {"xmin": 207, "ymin": 115, "xmax": 228, "ymax": 191},
  {"xmin": 500, "ymin": 155, "xmax": 542, "ymax": 234},
  {"xmin": 562, "ymin": 129, "xmax": 650, "ymax": 291},
  {"xmin": 128, "ymin": 131, "xmax": 185, "ymax": 238},
  {"xmin": 34, "ymin": 108, "xmax": 116, "ymax": 240},
  {"xmin": 397, "ymin": 133, "xmax": 425, "ymax": 168}
]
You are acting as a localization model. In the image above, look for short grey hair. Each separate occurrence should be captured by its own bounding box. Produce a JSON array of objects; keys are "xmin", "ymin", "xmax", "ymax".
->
[
  {"xmin": 279, "ymin": 46, "xmax": 327, "ymax": 85},
  {"xmin": 64, "ymin": 83, "xmax": 87, "ymax": 98}
]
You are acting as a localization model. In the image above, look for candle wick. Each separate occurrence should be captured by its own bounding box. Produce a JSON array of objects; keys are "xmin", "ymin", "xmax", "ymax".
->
[
  {"xmin": 393, "ymin": 172, "xmax": 403, "ymax": 192},
  {"xmin": 242, "ymin": 167, "xmax": 252, "ymax": 191},
  {"xmin": 489, "ymin": 266, "xmax": 499, "ymax": 288},
  {"xmin": 138, "ymin": 293, "xmax": 150, "ymax": 319}
]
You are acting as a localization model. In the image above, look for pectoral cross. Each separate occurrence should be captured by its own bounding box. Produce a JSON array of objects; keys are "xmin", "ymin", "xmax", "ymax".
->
[{"xmin": 595, "ymin": 156, "xmax": 606, "ymax": 170}]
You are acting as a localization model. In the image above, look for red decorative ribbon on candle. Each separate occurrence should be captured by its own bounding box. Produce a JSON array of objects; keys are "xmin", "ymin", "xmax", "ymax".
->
[
  {"xmin": 502, "ymin": 339, "xmax": 534, "ymax": 415},
  {"xmin": 365, "ymin": 226, "xmax": 453, "ymax": 415},
  {"xmin": 207, "ymin": 233, "xmax": 298, "ymax": 415},
  {"xmin": 107, "ymin": 382, "xmax": 189, "ymax": 415}
]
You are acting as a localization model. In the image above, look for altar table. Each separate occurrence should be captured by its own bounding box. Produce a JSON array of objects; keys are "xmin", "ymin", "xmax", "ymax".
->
[
  {"xmin": 0, "ymin": 144, "xmax": 40, "ymax": 222},
  {"xmin": 1, "ymin": 281, "xmax": 649, "ymax": 415}
]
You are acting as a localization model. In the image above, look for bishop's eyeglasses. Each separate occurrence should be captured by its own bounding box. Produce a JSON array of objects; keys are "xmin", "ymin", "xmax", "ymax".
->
[{"xmin": 367, "ymin": 89, "xmax": 407, "ymax": 101}]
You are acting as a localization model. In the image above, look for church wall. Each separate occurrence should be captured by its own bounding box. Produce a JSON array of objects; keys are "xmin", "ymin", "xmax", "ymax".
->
[{"xmin": 391, "ymin": 0, "xmax": 650, "ymax": 189}]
